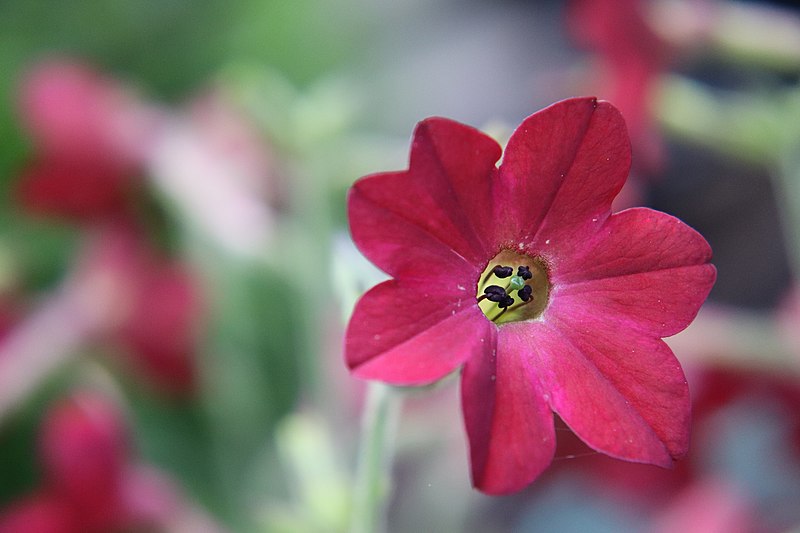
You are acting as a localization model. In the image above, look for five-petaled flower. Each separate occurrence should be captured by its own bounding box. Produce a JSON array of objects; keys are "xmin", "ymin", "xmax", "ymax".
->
[{"xmin": 345, "ymin": 97, "xmax": 716, "ymax": 494}]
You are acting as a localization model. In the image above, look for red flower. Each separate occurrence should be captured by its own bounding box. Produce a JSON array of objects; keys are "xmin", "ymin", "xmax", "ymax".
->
[
  {"xmin": 39, "ymin": 392, "xmax": 129, "ymax": 532},
  {"xmin": 0, "ymin": 391, "xmax": 197, "ymax": 532},
  {"xmin": 15, "ymin": 59, "xmax": 157, "ymax": 221},
  {"xmin": 17, "ymin": 156, "xmax": 135, "ymax": 222},
  {"xmin": 0, "ymin": 492, "xmax": 80, "ymax": 533},
  {"xmin": 567, "ymin": 0, "xmax": 669, "ymax": 171},
  {"xmin": 345, "ymin": 97, "xmax": 716, "ymax": 494},
  {"xmin": 76, "ymin": 224, "xmax": 200, "ymax": 394}
]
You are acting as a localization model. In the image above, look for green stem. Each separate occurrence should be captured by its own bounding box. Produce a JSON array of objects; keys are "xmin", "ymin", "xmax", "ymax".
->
[{"xmin": 350, "ymin": 382, "xmax": 402, "ymax": 533}]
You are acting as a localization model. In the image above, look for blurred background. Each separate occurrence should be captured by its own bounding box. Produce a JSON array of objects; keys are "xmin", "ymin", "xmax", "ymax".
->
[{"xmin": 1, "ymin": 0, "xmax": 800, "ymax": 532}]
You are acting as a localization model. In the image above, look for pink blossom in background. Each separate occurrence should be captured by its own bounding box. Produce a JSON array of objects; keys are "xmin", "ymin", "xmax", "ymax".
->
[
  {"xmin": 652, "ymin": 479, "xmax": 754, "ymax": 533},
  {"xmin": 38, "ymin": 392, "xmax": 129, "ymax": 531},
  {"xmin": 567, "ymin": 0, "xmax": 670, "ymax": 171},
  {"xmin": 17, "ymin": 156, "xmax": 137, "ymax": 222},
  {"xmin": 0, "ymin": 391, "xmax": 183, "ymax": 533},
  {"xmin": 0, "ymin": 492, "xmax": 80, "ymax": 533},
  {"xmin": 692, "ymin": 365, "xmax": 800, "ymax": 457},
  {"xmin": 74, "ymin": 224, "xmax": 201, "ymax": 395},
  {"xmin": 15, "ymin": 59, "xmax": 159, "ymax": 222},
  {"xmin": 346, "ymin": 97, "xmax": 715, "ymax": 494},
  {"xmin": 538, "ymin": 361, "xmax": 800, "ymax": 530},
  {"xmin": 117, "ymin": 261, "xmax": 200, "ymax": 394},
  {"xmin": 146, "ymin": 90, "xmax": 279, "ymax": 257},
  {"xmin": 4, "ymin": 58, "xmax": 220, "ymax": 401},
  {"xmin": 18, "ymin": 59, "xmax": 156, "ymax": 167}
]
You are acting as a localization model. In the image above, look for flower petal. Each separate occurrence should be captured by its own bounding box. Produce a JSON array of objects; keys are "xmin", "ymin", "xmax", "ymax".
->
[
  {"xmin": 349, "ymin": 117, "xmax": 501, "ymax": 280},
  {"xmin": 556, "ymin": 207, "xmax": 713, "ymax": 282},
  {"xmin": 553, "ymin": 208, "xmax": 716, "ymax": 337},
  {"xmin": 503, "ymin": 321, "xmax": 675, "ymax": 468},
  {"xmin": 547, "ymin": 302, "xmax": 691, "ymax": 458},
  {"xmin": 346, "ymin": 280, "xmax": 491, "ymax": 385},
  {"xmin": 555, "ymin": 266, "xmax": 715, "ymax": 338},
  {"xmin": 17, "ymin": 157, "xmax": 132, "ymax": 221},
  {"xmin": 461, "ymin": 329, "xmax": 555, "ymax": 494},
  {"xmin": 495, "ymin": 97, "xmax": 629, "ymax": 248}
]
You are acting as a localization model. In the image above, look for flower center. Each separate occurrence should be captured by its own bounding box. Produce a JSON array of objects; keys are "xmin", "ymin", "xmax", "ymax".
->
[{"xmin": 476, "ymin": 250, "xmax": 550, "ymax": 325}]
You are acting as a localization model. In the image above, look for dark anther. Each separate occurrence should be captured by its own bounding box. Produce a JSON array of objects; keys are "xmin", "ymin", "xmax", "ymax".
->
[
  {"xmin": 517, "ymin": 285, "xmax": 533, "ymax": 302},
  {"xmin": 483, "ymin": 285, "xmax": 507, "ymax": 302},
  {"xmin": 517, "ymin": 265, "xmax": 532, "ymax": 280},
  {"xmin": 498, "ymin": 295, "xmax": 515, "ymax": 309},
  {"xmin": 492, "ymin": 265, "xmax": 513, "ymax": 278}
]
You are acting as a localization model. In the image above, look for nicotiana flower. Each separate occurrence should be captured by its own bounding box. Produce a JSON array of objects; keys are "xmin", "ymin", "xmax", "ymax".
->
[
  {"xmin": 567, "ymin": 0, "xmax": 670, "ymax": 171},
  {"xmin": 15, "ymin": 59, "xmax": 157, "ymax": 222},
  {"xmin": 0, "ymin": 391, "xmax": 195, "ymax": 533},
  {"xmin": 76, "ymin": 223, "xmax": 201, "ymax": 395},
  {"xmin": 345, "ymin": 97, "xmax": 716, "ymax": 495}
]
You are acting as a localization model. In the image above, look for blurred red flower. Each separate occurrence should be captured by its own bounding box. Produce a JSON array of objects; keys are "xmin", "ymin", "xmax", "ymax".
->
[
  {"xmin": 17, "ymin": 156, "xmax": 136, "ymax": 222},
  {"xmin": 541, "ymin": 361, "xmax": 800, "ymax": 531},
  {"xmin": 0, "ymin": 391, "xmax": 180, "ymax": 533},
  {"xmin": 8, "ymin": 59, "xmax": 201, "ymax": 396},
  {"xmin": 75, "ymin": 224, "xmax": 200, "ymax": 394},
  {"xmin": 39, "ymin": 392, "xmax": 129, "ymax": 531},
  {"xmin": 567, "ymin": 0, "xmax": 669, "ymax": 171},
  {"xmin": 0, "ymin": 492, "xmax": 80, "ymax": 533},
  {"xmin": 345, "ymin": 97, "xmax": 715, "ymax": 494},
  {"xmin": 15, "ymin": 59, "xmax": 157, "ymax": 222}
]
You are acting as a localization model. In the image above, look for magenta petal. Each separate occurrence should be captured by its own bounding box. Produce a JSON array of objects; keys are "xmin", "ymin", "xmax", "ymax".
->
[
  {"xmin": 346, "ymin": 280, "xmax": 491, "ymax": 385},
  {"xmin": 495, "ymin": 97, "xmax": 629, "ymax": 247},
  {"xmin": 461, "ymin": 330, "xmax": 555, "ymax": 495},
  {"xmin": 554, "ymin": 208, "xmax": 716, "ymax": 337},
  {"xmin": 348, "ymin": 176, "xmax": 475, "ymax": 284},
  {"xmin": 503, "ymin": 321, "xmax": 674, "ymax": 467},
  {"xmin": 348, "ymin": 118, "xmax": 501, "ymax": 279},
  {"xmin": 547, "ymin": 301, "xmax": 691, "ymax": 458},
  {"xmin": 556, "ymin": 265, "xmax": 716, "ymax": 338},
  {"xmin": 557, "ymin": 208, "xmax": 713, "ymax": 282}
]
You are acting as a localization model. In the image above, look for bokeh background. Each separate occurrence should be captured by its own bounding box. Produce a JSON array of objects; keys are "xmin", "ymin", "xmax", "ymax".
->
[{"xmin": 1, "ymin": 1, "xmax": 800, "ymax": 532}]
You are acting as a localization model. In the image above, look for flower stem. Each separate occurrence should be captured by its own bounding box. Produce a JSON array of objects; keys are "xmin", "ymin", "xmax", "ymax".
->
[{"xmin": 350, "ymin": 382, "xmax": 402, "ymax": 533}]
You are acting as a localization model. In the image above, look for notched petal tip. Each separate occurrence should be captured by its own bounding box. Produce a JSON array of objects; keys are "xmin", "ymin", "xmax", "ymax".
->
[
  {"xmin": 347, "ymin": 113, "xmax": 503, "ymax": 276},
  {"xmin": 410, "ymin": 116, "xmax": 503, "ymax": 170},
  {"xmin": 496, "ymin": 96, "xmax": 632, "ymax": 245}
]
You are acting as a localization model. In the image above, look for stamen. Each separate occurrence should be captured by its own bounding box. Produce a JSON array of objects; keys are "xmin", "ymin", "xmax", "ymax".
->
[
  {"xmin": 518, "ymin": 285, "xmax": 533, "ymax": 302},
  {"xmin": 482, "ymin": 264, "xmax": 513, "ymax": 284},
  {"xmin": 492, "ymin": 265, "xmax": 513, "ymax": 278},
  {"xmin": 492, "ymin": 307, "xmax": 508, "ymax": 321},
  {"xmin": 483, "ymin": 285, "xmax": 507, "ymax": 302},
  {"xmin": 490, "ymin": 295, "xmax": 514, "ymax": 320},
  {"xmin": 517, "ymin": 266, "xmax": 532, "ymax": 280},
  {"xmin": 504, "ymin": 295, "xmax": 534, "ymax": 314},
  {"xmin": 498, "ymin": 295, "xmax": 515, "ymax": 309}
]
